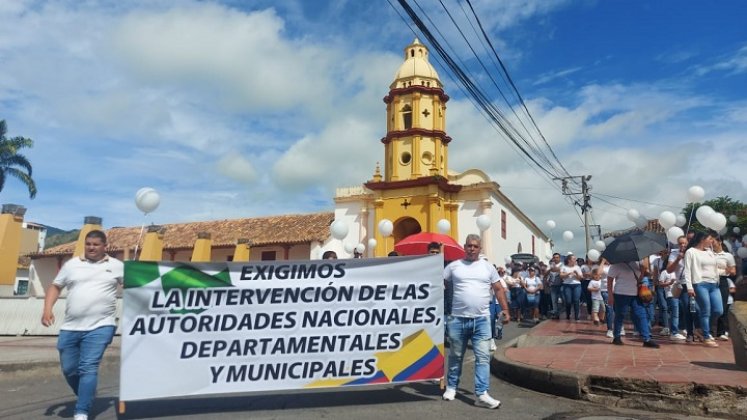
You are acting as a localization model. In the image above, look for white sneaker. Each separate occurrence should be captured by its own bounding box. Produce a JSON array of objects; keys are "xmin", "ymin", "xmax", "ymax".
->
[
  {"xmin": 632, "ymin": 331, "xmax": 640, "ymax": 337},
  {"xmin": 489, "ymin": 340, "xmax": 497, "ymax": 352},
  {"xmin": 442, "ymin": 387, "xmax": 456, "ymax": 401},
  {"xmin": 74, "ymin": 415, "xmax": 88, "ymax": 420},
  {"xmin": 660, "ymin": 328, "xmax": 670, "ymax": 336},
  {"xmin": 620, "ymin": 327, "xmax": 626, "ymax": 336},
  {"xmin": 475, "ymin": 392, "xmax": 501, "ymax": 409},
  {"xmin": 670, "ymin": 333, "xmax": 686, "ymax": 341},
  {"xmin": 718, "ymin": 334, "xmax": 729, "ymax": 341},
  {"xmin": 606, "ymin": 330, "xmax": 614, "ymax": 338}
]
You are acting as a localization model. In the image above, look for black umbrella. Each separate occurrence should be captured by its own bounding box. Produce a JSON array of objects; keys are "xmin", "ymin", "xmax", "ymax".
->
[{"xmin": 600, "ymin": 230, "xmax": 668, "ymax": 264}]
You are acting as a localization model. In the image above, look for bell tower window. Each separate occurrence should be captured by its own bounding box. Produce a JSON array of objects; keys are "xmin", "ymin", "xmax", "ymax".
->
[{"xmin": 401, "ymin": 105, "xmax": 412, "ymax": 129}]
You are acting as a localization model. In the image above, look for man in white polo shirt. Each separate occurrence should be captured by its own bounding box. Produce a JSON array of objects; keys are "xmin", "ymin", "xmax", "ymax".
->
[
  {"xmin": 41, "ymin": 230, "xmax": 123, "ymax": 420},
  {"xmin": 442, "ymin": 234, "xmax": 510, "ymax": 409}
]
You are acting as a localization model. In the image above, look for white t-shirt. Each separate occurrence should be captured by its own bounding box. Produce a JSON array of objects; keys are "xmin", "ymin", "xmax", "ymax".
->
[
  {"xmin": 561, "ymin": 265, "xmax": 582, "ymax": 285},
  {"xmin": 715, "ymin": 251, "xmax": 736, "ymax": 277},
  {"xmin": 658, "ymin": 270, "xmax": 676, "ymax": 298},
  {"xmin": 580, "ymin": 264, "xmax": 592, "ymax": 280},
  {"xmin": 668, "ymin": 250, "xmax": 686, "ymax": 284},
  {"xmin": 588, "ymin": 279, "xmax": 603, "ymax": 300},
  {"xmin": 523, "ymin": 276, "xmax": 542, "ymax": 294},
  {"xmin": 444, "ymin": 259, "xmax": 499, "ymax": 318},
  {"xmin": 607, "ymin": 262, "xmax": 641, "ymax": 296},
  {"xmin": 53, "ymin": 256, "xmax": 124, "ymax": 331}
]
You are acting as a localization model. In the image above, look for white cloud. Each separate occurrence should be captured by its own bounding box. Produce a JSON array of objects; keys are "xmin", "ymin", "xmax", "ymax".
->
[
  {"xmin": 217, "ymin": 154, "xmax": 258, "ymax": 185},
  {"xmin": 694, "ymin": 44, "xmax": 747, "ymax": 76}
]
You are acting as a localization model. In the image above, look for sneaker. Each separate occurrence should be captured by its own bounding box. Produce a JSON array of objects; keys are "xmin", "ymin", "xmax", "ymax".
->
[
  {"xmin": 74, "ymin": 415, "xmax": 88, "ymax": 420},
  {"xmin": 533, "ymin": 318, "xmax": 540, "ymax": 324},
  {"xmin": 670, "ymin": 333, "xmax": 686, "ymax": 341},
  {"xmin": 489, "ymin": 340, "xmax": 497, "ymax": 352},
  {"xmin": 660, "ymin": 328, "xmax": 670, "ymax": 336},
  {"xmin": 620, "ymin": 327, "xmax": 626, "ymax": 336},
  {"xmin": 606, "ymin": 330, "xmax": 614, "ymax": 338},
  {"xmin": 703, "ymin": 338, "xmax": 719, "ymax": 347},
  {"xmin": 632, "ymin": 330, "xmax": 640, "ymax": 337},
  {"xmin": 442, "ymin": 388, "xmax": 456, "ymax": 401},
  {"xmin": 686, "ymin": 335, "xmax": 694, "ymax": 343},
  {"xmin": 612, "ymin": 337, "xmax": 623, "ymax": 345},
  {"xmin": 475, "ymin": 392, "xmax": 501, "ymax": 409},
  {"xmin": 643, "ymin": 340, "xmax": 660, "ymax": 348},
  {"xmin": 717, "ymin": 334, "xmax": 729, "ymax": 341}
]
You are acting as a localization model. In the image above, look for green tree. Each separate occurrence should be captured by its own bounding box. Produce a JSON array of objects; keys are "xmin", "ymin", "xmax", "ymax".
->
[
  {"xmin": 682, "ymin": 196, "xmax": 745, "ymax": 234},
  {"xmin": 0, "ymin": 120, "xmax": 37, "ymax": 199}
]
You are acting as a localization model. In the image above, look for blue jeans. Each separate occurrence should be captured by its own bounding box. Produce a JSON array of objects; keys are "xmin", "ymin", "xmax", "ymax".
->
[
  {"xmin": 489, "ymin": 297, "xmax": 502, "ymax": 339},
  {"xmin": 667, "ymin": 296, "xmax": 680, "ymax": 332},
  {"xmin": 550, "ymin": 285, "xmax": 563, "ymax": 317},
  {"xmin": 612, "ymin": 294, "xmax": 651, "ymax": 341},
  {"xmin": 57, "ymin": 326, "xmax": 115, "ymax": 416},
  {"xmin": 679, "ymin": 287, "xmax": 698, "ymax": 336},
  {"xmin": 563, "ymin": 284, "xmax": 581, "ymax": 320},
  {"xmin": 694, "ymin": 282, "xmax": 723, "ymax": 339},
  {"xmin": 654, "ymin": 287, "xmax": 669, "ymax": 328},
  {"xmin": 446, "ymin": 315, "xmax": 491, "ymax": 394},
  {"xmin": 602, "ymin": 291, "xmax": 613, "ymax": 331}
]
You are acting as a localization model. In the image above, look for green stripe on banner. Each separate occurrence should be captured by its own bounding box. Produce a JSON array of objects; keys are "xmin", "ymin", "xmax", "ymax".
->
[
  {"xmin": 161, "ymin": 265, "xmax": 232, "ymax": 292},
  {"xmin": 124, "ymin": 261, "xmax": 161, "ymax": 289}
]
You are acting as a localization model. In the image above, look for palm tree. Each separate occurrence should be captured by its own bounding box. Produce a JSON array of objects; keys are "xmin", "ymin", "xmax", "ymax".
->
[{"xmin": 0, "ymin": 120, "xmax": 37, "ymax": 199}]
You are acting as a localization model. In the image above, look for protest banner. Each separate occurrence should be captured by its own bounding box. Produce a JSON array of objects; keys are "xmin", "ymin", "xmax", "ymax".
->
[{"xmin": 119, "ymin": 254, "xmax": 444, "ymax": 402}]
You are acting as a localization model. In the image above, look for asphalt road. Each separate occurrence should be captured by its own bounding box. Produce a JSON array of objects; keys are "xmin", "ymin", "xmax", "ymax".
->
[{"xmin": 0, "ymin": 323, "xmax": 703, "ymax": 420}]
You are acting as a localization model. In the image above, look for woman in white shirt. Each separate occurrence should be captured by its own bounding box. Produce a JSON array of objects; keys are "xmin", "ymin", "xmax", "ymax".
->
[
  {"xmin": 522, "ymin": 267, "xmax": 543, "ymax": 323},
  {"xmin": 683, "ymin": 231, "xmax": 722, "ymax": 347},
  {"xmin": 713, "ymin": 237, "xmax": 736, "ymax": 340}
]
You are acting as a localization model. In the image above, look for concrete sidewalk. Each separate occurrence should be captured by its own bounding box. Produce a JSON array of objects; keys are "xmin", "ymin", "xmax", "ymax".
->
[{"xmin": 491, "ymin": 318, "xmax": 747, "ymax": 419}]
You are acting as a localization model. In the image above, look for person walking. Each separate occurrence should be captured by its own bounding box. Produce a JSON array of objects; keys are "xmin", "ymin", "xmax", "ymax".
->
[
  {"xmin": 41, "ymin": 230, "xmax": 124, "ymax": 420},
  {"xmin": 683, "ymin": 231, "xmax": 723, "ymax": 347},
  {"xmin": 560, "ymin": 255, "xmax": 583, "ymax": 321},
  {"xmin": 607, "ymin": 258, "xmax": 660, "ymax": 348},
  {"xmin": 442, "ymin": 234, "xmax": 510, "ymax": 409}
]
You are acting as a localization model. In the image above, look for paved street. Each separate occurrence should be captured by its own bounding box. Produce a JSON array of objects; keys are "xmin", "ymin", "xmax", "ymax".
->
[{"xmin": 0, "ymin": 324, "xmax": 707, "ymax": 420}]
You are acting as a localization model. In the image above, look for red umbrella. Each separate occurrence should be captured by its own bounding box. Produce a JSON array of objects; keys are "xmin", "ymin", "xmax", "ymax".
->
[{"xmin": 394, "ymin": 232, "xmax": 465, "ymax": 261}]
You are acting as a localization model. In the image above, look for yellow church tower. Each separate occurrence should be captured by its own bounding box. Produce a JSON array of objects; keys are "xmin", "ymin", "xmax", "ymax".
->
[{"xmin": 365, "ymin": 38, "xmax": 462, "ymax": 255}]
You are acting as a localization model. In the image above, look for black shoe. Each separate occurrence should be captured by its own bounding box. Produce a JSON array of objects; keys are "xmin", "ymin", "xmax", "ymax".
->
[
  {"xmin": 643, "ymin": 340, "xmax": 660, "ymax": 349},
  {"xmin": 612, "ymin": 337, "xmax": 623, "ymax": 345}
]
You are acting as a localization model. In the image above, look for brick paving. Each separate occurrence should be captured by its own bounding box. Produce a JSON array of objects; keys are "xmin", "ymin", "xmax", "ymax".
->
[{"xmin": 505, "ymin": 318, "xmax": 747, "ymax": 388}]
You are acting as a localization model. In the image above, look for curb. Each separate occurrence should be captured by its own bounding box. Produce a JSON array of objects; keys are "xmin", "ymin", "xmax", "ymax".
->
[
  {"xmin": 490, "ymin": 334, "xmax": 746, "ymax": 419},
  {"xmin": 0, "ymin": 354, "xmax": 119, "ymax": 376}
]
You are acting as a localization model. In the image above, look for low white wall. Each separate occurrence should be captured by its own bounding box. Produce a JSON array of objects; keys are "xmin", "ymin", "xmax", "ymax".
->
[{"xmin": 0, "ymin": 297, "xmax": 123, "ymax": 336}]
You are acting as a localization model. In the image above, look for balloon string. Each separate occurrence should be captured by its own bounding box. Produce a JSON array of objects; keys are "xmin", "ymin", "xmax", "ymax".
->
[
  {"xmin": 133, "ymin": 218, "xmax": 146, "ymax": 260},
  {"xmin": 685, "ymin": 205, "xmax": 696, "ymax": 237}
]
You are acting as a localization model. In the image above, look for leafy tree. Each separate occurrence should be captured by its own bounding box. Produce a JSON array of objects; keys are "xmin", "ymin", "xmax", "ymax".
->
[
  {"xmin": 682, "ymin": 196, "xmax": 745, "ymax": 235},
  {"xmin": 0, "ymin": 120, "xmax": 37, "ymax": 198}
]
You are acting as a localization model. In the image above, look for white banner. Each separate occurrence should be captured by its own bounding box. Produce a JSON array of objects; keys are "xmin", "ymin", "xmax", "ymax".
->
[{"xmin": 120, "ymin": 255, "xmax": 444, "ymax": 401}]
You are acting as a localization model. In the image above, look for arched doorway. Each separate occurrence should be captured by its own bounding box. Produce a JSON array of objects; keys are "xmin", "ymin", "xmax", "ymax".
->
[{"xmin": 393, "ymin": 217, "xmax": 422, "ymax": 244}]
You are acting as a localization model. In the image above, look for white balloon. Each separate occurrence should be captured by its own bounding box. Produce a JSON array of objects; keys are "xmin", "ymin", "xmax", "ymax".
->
[
  {"xmin": 546, "ymin": 220, "xmax": 556, "ymax": 229},
  {"xmin": 587, "ymin": 249, "xmax": 601, "ymax": 262},
  {"xmin": 695, "ymin": 205, "xmax": 714, "ymax": 226},
  {"xmin": 675, "ymin": 214, "xmax": 687, "ymax": 227},
  {"xmin": 687, "ymin": 185, "xmax": 705, "ymax": 203},
  {"xmin": 562, "ymin": 230, "xmax": 574, "ymax": 242},
  {"xmin": 709, "ymin": 212, "xmax": 727, "ymax": 231},
  {"xmin": 476, "ymin": 214, "xmax": 491, "ymax": 231},
  {"xmin": 738, "ymin": 247, "xmax": 747, "ymax": 259},
  {"xmin": 627, "ymin": 209, "xmax": 640, "ymax": 222},
  {"xmin": 734, "ymin": 227, "xmax": 741, "ymax": 234},
  {"xmin": 436, "ymin": 219, "xmax": 451, "ymax": 234},
  {"xmin": 719, "ymin": 226, "xmax": 728, "ymax": 235},
  {"xmin": 330, "ymin": 220, "xmax": 349, "ymax": 240},
  {"xmin": 504, "ymin": 256, "xmax": 512, "ymax": 264},
  {"xmin": 378, "ymin": 219, "xmax": 393, "ymax": 237},
  {"xmin": 135, "ymin": 187, "xmax": 160, "ymax": 214},
  {"xmin": 594, "ymin": 240, "xmax": 606, "ymax": 251},
  {"xmin": 355, "ymin": 243, "xmax": 365, "ymax": 254},
  {"xmin": 729, "ymin": 215, "xmax": 738, "ymax": 223},
  {"xmin": 666, "ymin": 226, "xmax": 685, "ymax": 244},
  {"xmin": 367, "ymin": 238, "xmax": 377, "ymax": 250},
  {"xmin": 658, "ymin": 211, "xmax": 676, "ymax": 229},
  {"xmin": 343, "ymin": 242, "xmax": 355, "ymax": 254},
  {"xmin": 604, "ymin": 237, "xmax": 615, "ymax": 245}
]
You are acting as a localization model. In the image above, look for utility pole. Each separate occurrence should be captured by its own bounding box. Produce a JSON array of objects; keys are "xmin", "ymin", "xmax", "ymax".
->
[{"xmin": 554, "ymin": 175, "xmax": 593, "ymax": 255}]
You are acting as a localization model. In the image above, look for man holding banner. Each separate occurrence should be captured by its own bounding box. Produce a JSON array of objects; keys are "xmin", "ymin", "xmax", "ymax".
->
[
  {"xmin": 442, "ymin": 234, "xmax": 510, "ymax": 409},
  {"xmin": 41, "ymin": 230, "xmax": 123, "ymax": 420}
]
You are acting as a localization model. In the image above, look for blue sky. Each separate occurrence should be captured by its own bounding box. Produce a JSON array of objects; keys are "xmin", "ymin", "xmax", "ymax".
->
[{"xmin": 1, "ymin": 0, "xmax": 745, "ymax": 255}]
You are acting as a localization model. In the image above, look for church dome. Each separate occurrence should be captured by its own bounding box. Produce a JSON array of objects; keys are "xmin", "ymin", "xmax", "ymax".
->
[{"xmin": 390, "ymin": 38, "xmax": 442, "ymax": 89}]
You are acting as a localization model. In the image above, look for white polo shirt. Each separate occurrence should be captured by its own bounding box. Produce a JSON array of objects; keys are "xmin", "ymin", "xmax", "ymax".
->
[{"xmin": 53, "ymin": 255, "xmax": 124, "ymax": 331}]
